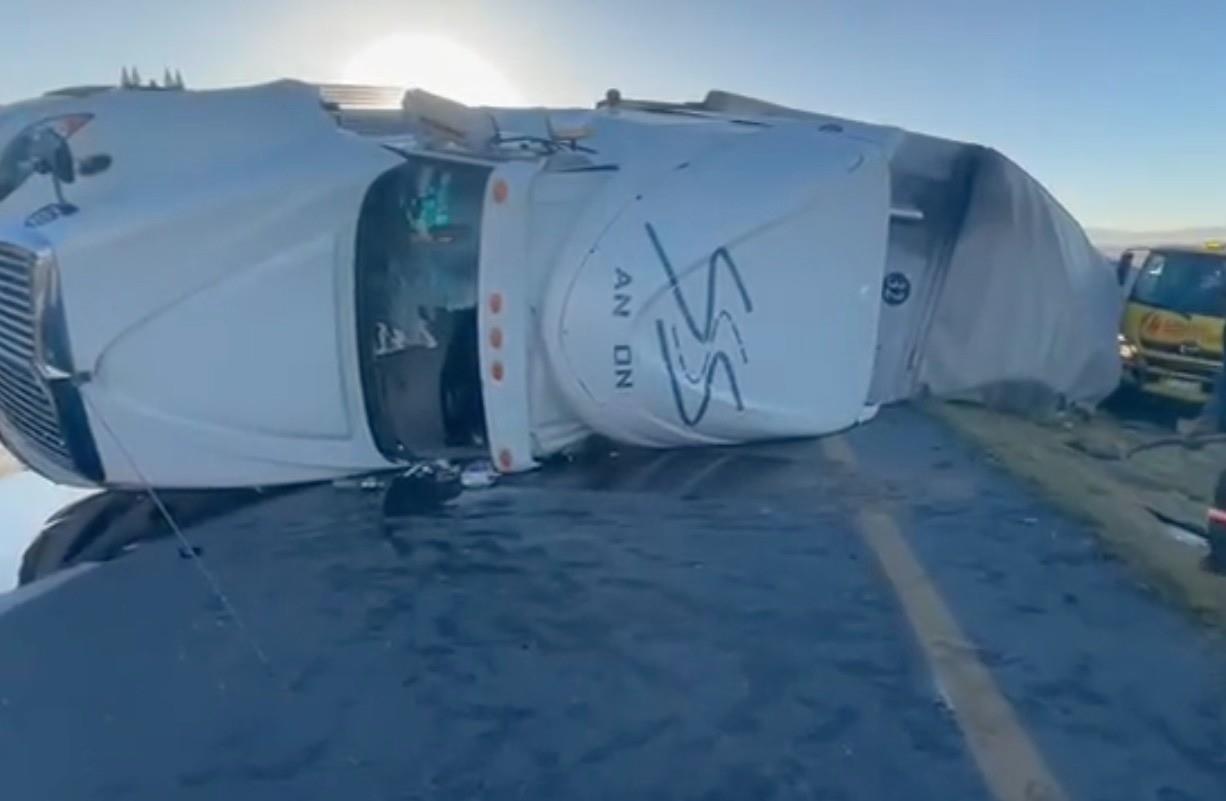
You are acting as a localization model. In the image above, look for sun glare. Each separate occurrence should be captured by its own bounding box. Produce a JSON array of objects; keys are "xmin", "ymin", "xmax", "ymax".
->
[{"xmin": 343, "ymin": 33, "xmax": 523, "ymax": 107}]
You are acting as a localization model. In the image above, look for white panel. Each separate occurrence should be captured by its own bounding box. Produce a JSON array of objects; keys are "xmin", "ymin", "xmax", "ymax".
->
[
  {"xmin": 546, "ymin": 125, "xmax": 890, "ymax": 447},
  {"xmin": 478, "ymin": 162, "xmax": 540, "ymax": 472},
  {"xmin": 96, "ymin": 233, "xmax": 352, "ymax": 439}
]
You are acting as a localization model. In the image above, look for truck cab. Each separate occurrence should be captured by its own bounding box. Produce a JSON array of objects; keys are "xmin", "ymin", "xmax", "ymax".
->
[
  {"xmin": 1118, "ymin": 244, "xmax": 1226, "ymax": 404},
  {"xmin": 357, "ymin": 102, "xmax": 892, "ymax": 475}
]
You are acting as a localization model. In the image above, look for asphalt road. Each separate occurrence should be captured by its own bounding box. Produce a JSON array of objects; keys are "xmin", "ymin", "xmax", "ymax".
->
[{"xmin": 0, "ymin": 406, "xmax": 1224, "ymax": 800}]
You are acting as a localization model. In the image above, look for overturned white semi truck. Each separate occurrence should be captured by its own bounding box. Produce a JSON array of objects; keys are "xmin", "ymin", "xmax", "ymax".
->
[{"xmin": 0, "ymin": 80, "xmax": 1120, "ymax": 488}]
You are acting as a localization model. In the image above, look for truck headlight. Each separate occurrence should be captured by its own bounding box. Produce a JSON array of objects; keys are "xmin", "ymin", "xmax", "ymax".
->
[
  {"xmin": 30, "ymin": 252, "xmax": 75, "ymax": 379},
  {"xmin": 1118, "ymin": 333, "xmax": 1137, "ymax": 362}
]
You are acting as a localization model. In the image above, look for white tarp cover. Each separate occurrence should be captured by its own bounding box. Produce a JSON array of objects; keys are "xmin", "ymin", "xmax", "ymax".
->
[{"xmin": 914, "ymin": 147, "xmax": 1122, "ymax": 408}]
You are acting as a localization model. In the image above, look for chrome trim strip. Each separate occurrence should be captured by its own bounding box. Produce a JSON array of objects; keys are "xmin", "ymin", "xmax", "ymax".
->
[{"xmin": 0, "ymin": 226, "xmax": 98, "ymax": 483}]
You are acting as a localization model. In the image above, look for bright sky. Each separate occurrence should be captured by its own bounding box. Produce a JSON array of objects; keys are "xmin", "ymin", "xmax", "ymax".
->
[
  {"xmin": 0, "ymin": 471, "xmax": 92, "ymax": 592},
  {"xmin": 7, "ymin": 0, "xmax": 1225, "ymax": 230}
]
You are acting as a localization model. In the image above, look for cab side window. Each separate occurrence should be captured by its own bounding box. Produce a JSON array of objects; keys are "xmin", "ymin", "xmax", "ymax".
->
[
  {"xmin": 1199, "ymin": 262, "xmax": 1226, "ymax": 315},
  {"xmin": 1131, "ymin": 253, "xmax": 1165, "ymax": 305}
]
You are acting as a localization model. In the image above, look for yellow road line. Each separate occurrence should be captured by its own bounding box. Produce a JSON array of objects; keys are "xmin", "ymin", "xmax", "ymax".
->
[{"xmin": 822, "ymin": 435, "xmax": 1069, "ymax": 801}]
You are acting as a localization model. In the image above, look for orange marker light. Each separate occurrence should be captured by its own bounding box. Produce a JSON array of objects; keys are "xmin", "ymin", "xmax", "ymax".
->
[
  {"xmin": 498, "ymin": 449, "xmax": 513, "ymax": 471},
  {"xmin": 489, "ymin": 293, "xmax": 503, "ymax": 314},
  {"xmin": 491, "ymin": 361, "xmax": 505, "ymax": 382},
  {"xmin": 489, "ymin": 327, "xmax": 503, "ymax": 349},
  {"xmin": 492, "ymin": 180, "xmax": 509, "ymax": 203}
]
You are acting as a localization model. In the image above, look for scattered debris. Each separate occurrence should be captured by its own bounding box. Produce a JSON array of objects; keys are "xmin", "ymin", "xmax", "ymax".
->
[
  {"xmin": 332, "ymin": 474, "xmax": 387, "ymax": 491},
  {"xmin": 1146, "ymin": 507, "xmax": 1209, "ymax": 540},
  {"xmin": 382, "ymin": 462, "xmax": 464, "ymax": 520},
  {"xmin": 1155, "ymin": 522, "xmax": 1211, "ymax": 552},
  {"xmin": 460, "ymin": 460, "xmax": 499, "ymax": 489},
  {"xmin": 1127, "ymin": 433, "xmax": 1226, "ymax": 459}
]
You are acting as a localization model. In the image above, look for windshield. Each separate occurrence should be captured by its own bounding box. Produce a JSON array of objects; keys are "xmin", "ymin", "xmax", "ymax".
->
[
  {"xmin": 1132, "ymin": 250, "xmax": 1226, "ymax": 317},
  {"xmin": 355, "ymin": 156, "xmax": 490, "ymax": 457}
]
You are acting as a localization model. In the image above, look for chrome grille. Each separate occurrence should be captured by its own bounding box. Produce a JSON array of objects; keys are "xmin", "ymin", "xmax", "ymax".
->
[{"xmin": 0, "ymin": 242, "xmax": 72, "ymax": 467}]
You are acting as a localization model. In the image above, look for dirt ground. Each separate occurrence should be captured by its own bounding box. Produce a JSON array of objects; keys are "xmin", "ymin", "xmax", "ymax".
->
[{"xmin": 928, "ymin": 395, "xmax": 1226, "ymax": 628}]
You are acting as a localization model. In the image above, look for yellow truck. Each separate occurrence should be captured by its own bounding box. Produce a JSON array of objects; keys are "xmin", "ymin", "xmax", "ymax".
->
[{"xmin": 1118, "ymin": 244, "xmax": 1225, "ymax": 404}]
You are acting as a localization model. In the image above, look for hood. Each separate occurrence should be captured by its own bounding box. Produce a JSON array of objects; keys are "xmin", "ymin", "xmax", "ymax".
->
[{"xmin": 0, "ymin": 82, "xmax": 403, "ymax": 477}]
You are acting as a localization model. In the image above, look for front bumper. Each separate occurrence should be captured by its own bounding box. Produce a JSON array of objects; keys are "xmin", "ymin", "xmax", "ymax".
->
[{"xmin": 1121, "ymin": 347, "xmax": 1219, "ymax": 405}]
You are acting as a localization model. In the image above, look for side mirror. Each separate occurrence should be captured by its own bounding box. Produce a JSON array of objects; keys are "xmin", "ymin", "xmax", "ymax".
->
[
  {"xmin": 1116, "ymin": 250, "xmax": 1135, "ymax": 287},
  {"xmin": 0, "ymin": 113, "xmax": 91, "ymax": 205},
  {"xmin": 29, "ymin": 129, "xmax": 76, "ymax": 185},
  {"xmin": 77, "ymin": 153, "xmax": 112, "ymax": 177}
]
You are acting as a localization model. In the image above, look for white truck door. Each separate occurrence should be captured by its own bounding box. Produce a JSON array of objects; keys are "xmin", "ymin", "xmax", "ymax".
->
[{"xmin": 542, "ymin": 123, "xmax": 891, "ymax": 447}]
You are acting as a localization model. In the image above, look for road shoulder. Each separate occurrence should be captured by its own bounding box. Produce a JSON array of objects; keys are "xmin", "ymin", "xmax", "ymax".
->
[{"xmin": 927, "ymin": 400, "xmax": 1226, "ymax": 628}]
